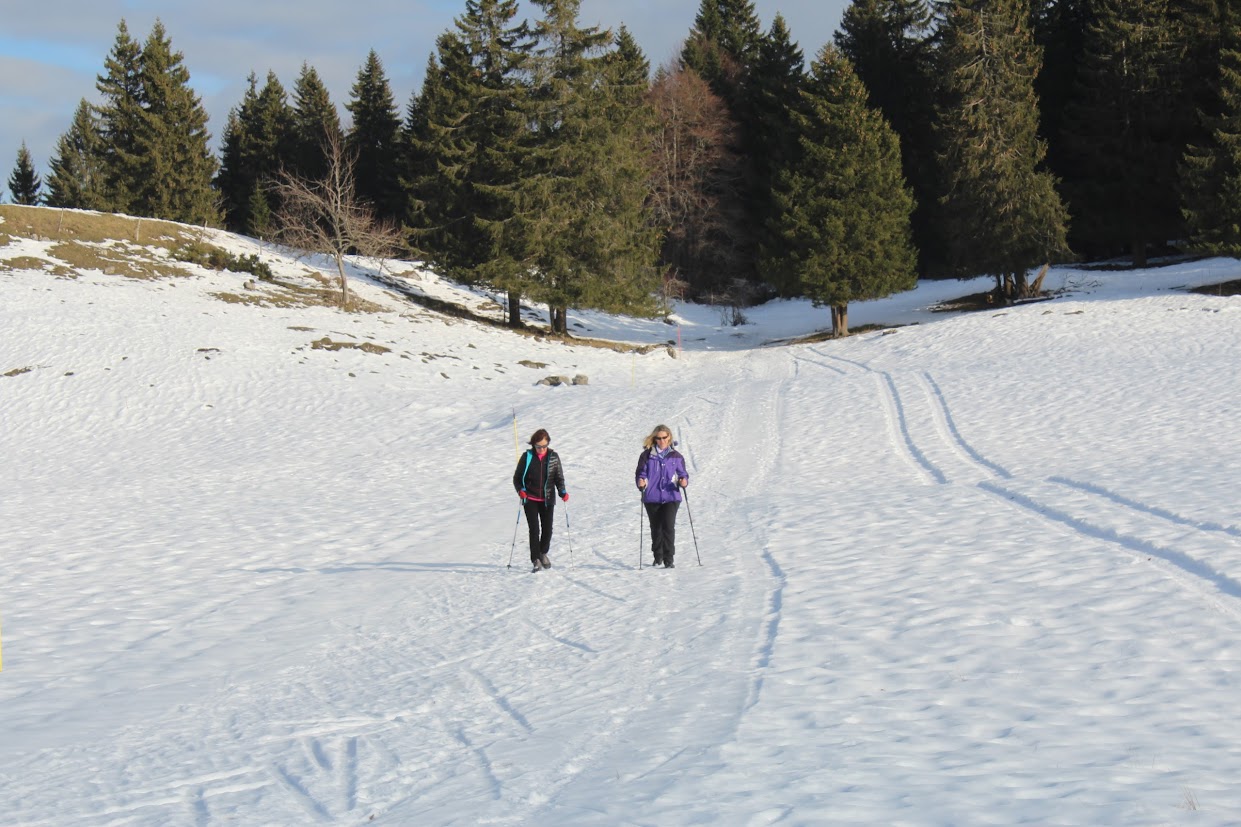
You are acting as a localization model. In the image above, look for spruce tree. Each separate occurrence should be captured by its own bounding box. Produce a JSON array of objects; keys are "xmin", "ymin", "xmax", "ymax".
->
[
  {"xmin": 406, "ymin": 0, "xmax": 534, "ymax": 326},
  {"xmin": 216, "ymin": 72, "xmax": 295, "ymax": 233},
  {"xmin": 289, "ymin": 63, "xmax": 343, "ymax": 182},
  {"xmin": 130, "ymin": 20, "xmax": 218, "ymax": 224},
  {"xmin": 521, "ymin": 0, "xmax": 660, "ymax": 333},
  {"xmin": 46, "ymin": 100, "xmax": 106, "ymax": 209},
  {"xmin": 836, "ymin": 0, "xmax": 938, "ymax": 275},
  {"xmin": 1061, "ymin": 0, "xmax": 1184, "ymax": 265},
  {"xmin": 935, "ymin": 0, "xmax": 1069, "ymax": 301},
  {"xmin": 8, "ymin": 142, "xmax": 43, "ymax": 205},
  {"xmin": 763, "ymin": 45, "xmax": 916, "ymax": 337},
  {"xmin": 346, "ymin": 50, "xmax": 403, "ymax": 223},
  {"xmin": 94, "ymin": 19, "xmax": 145, "ymax": 214},
  {"xmin": 682, "ymin": 0, "xmax": 764, "ymax": 101},
  {"xmin": 748, "ymin": 14, "xmax": 806, "ymax": 290},
  {"xmin": 1183, "ymin": 10, "xmax": 1241, "ymax": 255}
]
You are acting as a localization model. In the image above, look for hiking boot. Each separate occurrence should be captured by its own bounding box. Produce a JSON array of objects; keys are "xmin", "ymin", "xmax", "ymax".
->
[
  {"xmin": 652, "ymin": 557, "xmax": 662, "ymax": 567},
  {"xmin": 531, "ymin": 562, "xmax": 542, "ymax": 573},
  {"xmin": 664, "ymin": 560, "xmax": 674, "ymax": 568},
  {"xmin": 540, "ymin": 554, "xmax": 552, "ymax": 569}
]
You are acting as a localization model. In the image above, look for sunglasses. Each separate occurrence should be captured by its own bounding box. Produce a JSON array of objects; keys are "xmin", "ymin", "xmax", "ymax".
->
[
  {"xmin": 655, "ymin": 435, "xmax": 670, "ymax": 442},
  {"xmin": 535, "ymin": 442, "xmax": 549, "ymax": 448}
]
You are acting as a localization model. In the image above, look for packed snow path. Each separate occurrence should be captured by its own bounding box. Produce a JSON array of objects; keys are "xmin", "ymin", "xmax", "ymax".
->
[{"xmin": 3, "ymin": 250, "xmax": 1241, "ymax": 825}]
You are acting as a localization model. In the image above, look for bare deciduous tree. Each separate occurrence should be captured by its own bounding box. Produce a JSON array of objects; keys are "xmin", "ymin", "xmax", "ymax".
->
[
  {"xmin": 645, "ymin": 62, "xmax": 748, "ymax": 297},
  {"xmin": 271, "ymin": 132, "xmax": 403, "ymax": 307}
]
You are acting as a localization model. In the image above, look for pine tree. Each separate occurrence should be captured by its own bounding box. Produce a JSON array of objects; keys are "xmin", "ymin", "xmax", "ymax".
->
[
  {"xmin": 346, "ymin": 50, "xmax": 403, "ymax": 223},
  {"xmin": 835, "ymin": 0, "xmax": 938, "ymax": 274},
  {"xmin": 46, "ymin": 100, "xmax": 106, "ymax": 209},
  {"xmin": 130, "ymin": 19, "xmax": 218, "ymax": 224},
  {"xmin": 763, "ymin": 45, "xmax": 916, "ymax": 337},
  {"xmin": 289, "ymin": 63, "xmax": 343, "ymax": 182},
  {"xmin": 521, "ymin": 0, "xmax": 660, "ymax": 333},
  {"xmin": 94, "ymin": 19, "xmax": 145, "ymax": 214},
  {"xmin": 1183, "ymin": 9, "xmax": 1241, "ymax": 255},
  {"xmin": 8, "ymin": 142, "xmax": 43, "ymax": 205},
  {"xmin": 1061, "ymin": 0, "xmax": 1184, "ymax": 265},
  {"xmin": 935, "ymin": 0, "xmax": 1069, "ymax": 301}
]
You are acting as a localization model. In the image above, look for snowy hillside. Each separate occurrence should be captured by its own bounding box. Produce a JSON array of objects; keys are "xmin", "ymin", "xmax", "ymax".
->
[{"xmin": 3, "ymin": 208, "xmax": 1241, "ymax": 826}]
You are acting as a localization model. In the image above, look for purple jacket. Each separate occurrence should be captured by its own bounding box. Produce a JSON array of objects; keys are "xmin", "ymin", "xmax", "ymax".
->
[{"xmin": 635, "ymin": 447, "xmax": 689, "ymax": 503}]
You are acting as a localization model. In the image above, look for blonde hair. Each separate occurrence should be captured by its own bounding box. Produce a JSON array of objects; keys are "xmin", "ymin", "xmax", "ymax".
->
[{"xmin": 643, "ymin": 423, "xmax": 672, "ymax": 450}]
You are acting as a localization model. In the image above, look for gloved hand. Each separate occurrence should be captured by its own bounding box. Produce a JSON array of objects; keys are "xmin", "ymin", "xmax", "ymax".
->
[
  {"xmin": 561, "ymin": 492, "xmax": 569, "ymax": 502},
  {"xmin": 518, "ymin": 490, "xmax": 528, "ymax": 500}
]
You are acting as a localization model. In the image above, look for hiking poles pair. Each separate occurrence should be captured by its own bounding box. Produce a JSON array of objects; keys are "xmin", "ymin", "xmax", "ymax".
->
[
  {"xmin": 637, "ymin": 489, "xmax": 702, "ymax": 568},
  {"xmin": 507, "ymin": 499, "xmax": 574, "ymax": 568}
]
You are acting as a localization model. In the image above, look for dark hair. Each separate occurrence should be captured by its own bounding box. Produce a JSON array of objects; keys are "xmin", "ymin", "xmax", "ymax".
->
[{"xmin": 529, "ymin": 428, "xmax": 550, "ymax": 446}]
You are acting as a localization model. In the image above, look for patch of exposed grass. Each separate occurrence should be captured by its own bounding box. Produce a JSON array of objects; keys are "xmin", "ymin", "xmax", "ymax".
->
[
  {"xmin": 0, "ymin": 204, "xmax": 200, "ymax": 251},
  {"xmin": 3, "ymin": 366, "xmax": 34, "ymax": 377},
  {"xmin": 46, "ymin": 240, "xmax": 190, "ymax": 280},
  {"xmin": 309, "ymin": 336, "xmax": 391, "ymax": 354},
  {"xmin": 0, "ymin": 256, "xmax": 79, "ymax": 278}
]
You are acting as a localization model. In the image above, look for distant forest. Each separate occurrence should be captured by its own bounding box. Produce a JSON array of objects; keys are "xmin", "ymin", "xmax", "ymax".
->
[{"xmin": 10, "ymin": 0, "xmax": 1241, "ymax": 335}]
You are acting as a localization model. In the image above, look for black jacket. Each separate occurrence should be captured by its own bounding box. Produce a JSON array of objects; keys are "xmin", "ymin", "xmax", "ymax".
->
[{"xmin": 513, "ymin": 448, "xmax": 566, "ymax": 500}]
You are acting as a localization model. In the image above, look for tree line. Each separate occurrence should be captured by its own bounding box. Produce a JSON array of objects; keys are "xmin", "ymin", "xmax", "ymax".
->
[{"xmin": 9, "ymin": 0, "xmax": 1241, "ymax": 335}]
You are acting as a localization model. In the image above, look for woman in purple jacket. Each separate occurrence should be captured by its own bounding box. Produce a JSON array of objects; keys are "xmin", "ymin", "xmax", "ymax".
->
[{"xmin": 635, "ymin": 423, "xmax": 689, "ymax": 568}]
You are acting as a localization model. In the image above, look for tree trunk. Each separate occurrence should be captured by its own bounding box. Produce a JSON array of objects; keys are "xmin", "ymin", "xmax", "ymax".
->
[
  {"xmin": 507, "ymin": 290, "xmax": 522, "ymax": 327},
  {"xmin": 334, "ymin": 255, "xmax": 350, "ymax": 307},
  {"xmin": 551, "ymin": 307, "xmax": 567, "ymax": 335},
  {"xmin": 832, "ymin": 304, "xmax": 849, "ymax": 338}
]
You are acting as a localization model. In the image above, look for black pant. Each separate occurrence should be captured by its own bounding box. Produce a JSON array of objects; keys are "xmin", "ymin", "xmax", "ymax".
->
[
  {"xmin": 524, "ymin": 499, "xmax": 555, "ymax": 560},
  {"xmin": 645, "ymin": 501, "xmax": 679, "ymax": 563}
]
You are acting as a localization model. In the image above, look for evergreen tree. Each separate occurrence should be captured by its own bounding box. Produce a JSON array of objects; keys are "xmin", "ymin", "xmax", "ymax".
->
[
  {"xmin": 748, "ymin": 14, "xmax": 806, "ymax": 288},
  {"xmin": 289, "ymin": 63, "xmax": 343, "ymax": 182},
  {"xmin": 346, "ymin": 50, "xmax": 403, "ymax": 222},
  {"xmin": 406, "ymin": 0, "xmax": 534, "ymax": 326},
  {"xmin": 8, "ymin": 142, "xmax": 43, "ymax": 205},
  {"xmin": 1183, "ymin": 8, "xmax": 1241, "ymax": 255},
  {"xmin": 1032, "ymin": 0, "xmax": 1095, "ymax": 182},
  {"xmin": 521, "ymin": 0, "xmax": 660, "ymax": 333},
  {"xmin": 835, "ymin": 0, "xmax": 938, "ymax": 274},
  {"xmin": 216, "ymin": 72, "xmax": 295, "ymax": 233},
  {"xmin": 681, "ymin": 0, "xmax": 764, "ymax": 101},
  {"xmin": 46, "ymin": 99, "xmax": 106, "ymax": 209},
  {"xmin": 94, "ymin": 19, "xmax": 145, "ymax": 213},
  {"xmin": 1061, "ymin": 0, "xmax": 1184, "ymax": 265},
  {"xmin": 130, "ymin": 20, "xmax": 218, "ymax": 224},
  {"xmin": 763, "ymin": 45, "xmax": 916, "ymax": 337},
  {"xmin": 934, "ymin": 0, "xmax": 1069, "ymax": 301}
]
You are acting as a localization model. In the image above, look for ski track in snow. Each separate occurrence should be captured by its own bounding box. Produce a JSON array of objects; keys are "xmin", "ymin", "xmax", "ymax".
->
[{"xmin": 803, "ymin": 344, "xmax": 1241, "ymax": 624}]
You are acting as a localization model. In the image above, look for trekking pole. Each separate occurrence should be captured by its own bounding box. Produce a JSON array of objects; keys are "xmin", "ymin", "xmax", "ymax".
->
[
  {"xmin": 638, "ymin": 495, "xmax": 644, "ymax": 569},
  {"xmin": 506, "ymin": 502, "xmax": 522, "ymax": 568},
  {"xmin": 563, "ymin": 500, "xmax": 574, "ymax": 566},
  {"xmin": 683, "ymin": 488, "xmax": 702, "ymax": 566}
]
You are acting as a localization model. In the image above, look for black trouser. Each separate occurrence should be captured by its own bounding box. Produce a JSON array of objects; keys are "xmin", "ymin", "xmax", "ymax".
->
[
  {"xmin": 644, "ymin": 501, "xmax": 679, "ymax": 563},
  {"xmin": 524, "ymin": 499, "xmax": 555, "ymax": 560}
]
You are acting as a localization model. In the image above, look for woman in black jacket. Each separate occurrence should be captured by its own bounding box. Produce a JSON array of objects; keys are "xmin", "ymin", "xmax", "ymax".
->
[{"xmin": 512, "ymin": 428, "xmax": 568, "ymax": 572}]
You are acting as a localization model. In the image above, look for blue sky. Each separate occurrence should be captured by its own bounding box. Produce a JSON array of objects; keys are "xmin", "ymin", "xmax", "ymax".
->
[{"xmin": 0, "ymin": 0, "xmax": 847, "ymax": 188}]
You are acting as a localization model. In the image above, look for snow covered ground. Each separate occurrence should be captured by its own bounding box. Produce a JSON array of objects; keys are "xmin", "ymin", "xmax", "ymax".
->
[{"xmin": 3, "ymin": 217, "xmax": 1241, "ymax": 825}]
